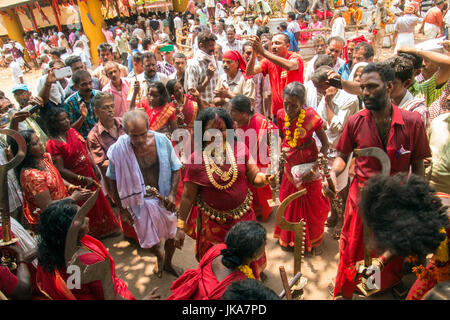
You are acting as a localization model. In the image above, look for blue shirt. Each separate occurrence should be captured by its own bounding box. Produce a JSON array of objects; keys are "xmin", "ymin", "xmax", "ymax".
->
[
  {"xmin": 64, "ymin": 90, "xmax": 100, "ymax": 139},
  {"xmin": 283, "ymin": 30, "xmax": 299, "ymax": 52},
  {"xmin": 127, "ymin": 48, "xmax": 141, "ymax": 73},
  {"xmin": 339, "ymin": 62, "xmax": 352, "ymax": 81}
]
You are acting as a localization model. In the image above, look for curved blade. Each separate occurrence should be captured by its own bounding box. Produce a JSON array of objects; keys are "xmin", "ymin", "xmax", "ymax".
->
[
  {"xmin": 64, "ymin": 189, "xmax": 99, "ymax": 266},
  {"xmin": 276, "ymin": 188, "xmax": 307, "ymax": 274},
  {"xmin": 0, "ymin": 128, "xmax": 26, "ymax": 172},
  {"xmin": 354, "ymin": 147, "xmax": 391, "ymax": 177}
]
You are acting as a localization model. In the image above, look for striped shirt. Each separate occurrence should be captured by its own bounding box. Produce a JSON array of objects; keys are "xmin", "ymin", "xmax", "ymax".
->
[
  {"xmin": 222, "ymin": 40, "xmax": 243, "ymax": 54},
  {"xmin": 64, "ymin": 90, "xmax": 100, "ymax": 139},
  {"xmin": 418, "ymin": 74, "xmax": 448, "ymax": 108},
  {"xmin": 157, "ymin": 60, "xmax": 176, "ymax": 76}
]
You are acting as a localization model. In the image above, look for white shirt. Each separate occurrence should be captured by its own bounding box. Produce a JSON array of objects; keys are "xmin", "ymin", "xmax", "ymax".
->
[
  {"xmin": 304, "ymin": 55, "xmax": 318, "ymax": 82},
  {"xmin": 334, "ymin": 57, "xmax": 345, "ymax": 74},
  {"xmin": 174, "ymin": 16, "xmax": 183, "ymax": 30},
  {"xmin": 36, "ymin": 74, "xmax": 67, "ymax": 105},
  {"xmin": 331, "ymin": 17, "xmax": 347, "ymax": 40},
  {"xmin": 222, "ymin": 39, "xmax": 243, "ymax": 54},
  {"xmin": 287, "ymin": 21, "xmax": 301, "ymax": 34},
  {"xmin": 445, "ymin": 10, "xmax": 450, "ymax": 28},
  {"xmin": 10, "ymin": 61, "xmax": 24, "ymax": 84}
]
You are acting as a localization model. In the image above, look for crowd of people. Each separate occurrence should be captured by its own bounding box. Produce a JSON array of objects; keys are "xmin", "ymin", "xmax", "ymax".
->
[{"xmin": 0, "ymin": 0, "xmax": 449, "ymax": 301}]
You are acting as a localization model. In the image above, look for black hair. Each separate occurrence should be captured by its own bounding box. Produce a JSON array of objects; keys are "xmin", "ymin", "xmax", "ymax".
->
[
  {"xmin": 221, "ymin": 221, "xmax": 266, "ymax": 269},
  {"xmin": 197, "ymin": 31, "xmax": 217, "ymax": 45},
  {"xmin": 129, "ymin": 37, "xmax": 139, "ymax": 50},
  {"xmin": 312, "ymin": 65, "xmax": 333, "ymax": 83},
  {"xmin": 314, "ymin": 54, "xmax": 334, "ymax": 69},
  {"xmin": 398, "ymin": 52, "xmax": 423, "ymax": 71},
  {"xmin": 133, "ymin": 51, "xmax": 143, "ymax": 63},
  {"xmin": 230, "ymin": 94, "xmax": 253, "ymax": 115},
  {"xmin": 50, "ymin": 47, "xmax": 61, "ymax": 57},
  {"xmin": 354, "ymin": 41, "xmax": 374, "ymax": 60},
  {"xmin": 362, "ymin": 62, "xmax": 395, "ymax": 82},
  {"xmin": 196, "ymin": 107, "xmax": 234, "ymax": 150},
  {"xmin": 359, "ymin": 173, "xmax": 448, "ymax": 257},
  {"xmin": 142, "ymin": 37, "xmax": 152, "ymax": 50},
  {"xmin": 283, "ymin": 81, "xmax": 306, "ymax": 105},
  {"xmin": 64, "ymin": 55, "xmax": 82, "ymax": 68},
  {"xmin": 222, "ymin": 278, "xmax": 281, "ymax": 300},
  {"xmin": 142, "ymin": 51, "xmax": 156, "ymax": 61},
  {"xmin": 49, "ymin": 59, "xmax": 64, "ymax": 69},
  {"xmin": 37, "ymin": 199, "xmax": 79, "ymax": 273},
  {"xmin": 10, "ymin": 129, "xmax": 39, "ymax": 184},
  {"xmin": 386, "ymin": 56, "xmax": 414, "ymax": 83},
  {"xmin": 72, "ymin": 69, "xmax": 92, "ymax": 86},
  {"xmin": 165, "ymin": 79, "xmax": 181, "ymax": 96},
  {"xmin": 256, "ymin": 26, "xmax": 270, "ymax": 38},
  {"xmin": 97, "ymin": 42, "xmax": 113, "ymax": 53},
  {"xmin": 148, "ymin": 81, "xmax": 170, "ymax": 106},
  {"xmin": 279, "ymin": 22, "xmax": 288, "ymax": 31},
  {"xmin": 45, "ymin": 107, "xmax": 66, "ymax": 137},
  {"xmin": 288, "ymin": 12, "xmax": 296, "ymax": 20}
]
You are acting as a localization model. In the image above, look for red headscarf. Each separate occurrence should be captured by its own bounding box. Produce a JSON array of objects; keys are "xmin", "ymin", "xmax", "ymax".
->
[
  {"xmin": 222, "ymin": 50, "xmax": 252, "ymax": 80},
  {"xmin": 342, "ymin": 35, "xmax": 371, "ymax": 63}
]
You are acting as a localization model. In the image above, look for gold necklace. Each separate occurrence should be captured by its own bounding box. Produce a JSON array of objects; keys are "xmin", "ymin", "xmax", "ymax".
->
[{"xmin": 203, "ymin": 142, "xmax": 238, "ymax": 190}]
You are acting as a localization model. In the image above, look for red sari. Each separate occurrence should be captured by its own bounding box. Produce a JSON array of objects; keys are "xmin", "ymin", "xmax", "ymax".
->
[
  {"xmin": 137, "ymin": 100, "xmax": 176, "ymax": 133},
  {"xmin": 20, "ymin": 153, "xmax": 69, "ymax": 230},
  {"xmin": 183, "ymin": 141, "xmax": 266, "ymax": 278},
  {"xmin": 298, "ymin": 22, "xmax": 311, "ymax": 45},
  {"xmin": 167, "ymin": 243, "xmax": 247, "ymax": 300},
  {"xmin": 46, "ymin": 128, "xmax": 120, "ymax": 239},
  {"xmin": 236, "ymin": 113, "xmax": 277, "ymax": 222},
  {"xmin": 274, "ymin": 108, "xmax": 330, "ymax": 251},
  {"xmin": 36, "ymin": 235, "xmax": 135, "ymax": 300}
]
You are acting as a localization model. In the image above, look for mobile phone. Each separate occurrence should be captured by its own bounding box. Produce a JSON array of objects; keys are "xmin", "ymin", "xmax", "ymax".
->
[
  {"xmin": 22, "ymin": 104, "xmax": 40, "ymax": 115},
  {"xmin": 160, "ymin": 44, "xmax": 174, "ymax": 52},
  {"xmin": 328, "ymin": 78, "xmax": 342, "ymax": 89},
  {"xmin": 54, "ymin": 66, "xmax": 73, "ymax": 80}
]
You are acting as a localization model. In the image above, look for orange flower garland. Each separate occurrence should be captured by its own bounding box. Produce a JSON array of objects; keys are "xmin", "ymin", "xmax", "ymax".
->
[{"xmin": 284, "ymin": 109, "xmax": 306, "ymax": 148}]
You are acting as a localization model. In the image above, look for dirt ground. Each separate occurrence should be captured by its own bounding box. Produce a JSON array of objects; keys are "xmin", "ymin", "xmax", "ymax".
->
[{"xmin": 1, "ymin": 29, "xmax": 429, "ymax": 300}]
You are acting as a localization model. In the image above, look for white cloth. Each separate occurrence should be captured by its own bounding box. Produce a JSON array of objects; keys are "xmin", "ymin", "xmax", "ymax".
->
[
  {"xmin": 424, "ymin": 22, "xmax": 441, "ymax": 40},
  {"xmin": 394, "ymin": 32, "xmax": 415, "ymax": 53},
  {"xmin": 287, "ymin": 21, "xmax": 301, "ymax": 34},
  {"xmin": 331, "ymin": 17, "xmax": 347, "ymax": 40},
  {"xmin": 206, "ymin": 0, "xmax": 215, "ymax": 7},
  {"xmin": 9, "ymin": 61, "xmax": 23, "ymax": 84},
  {"xmin": 36, "ymin": 74, "xmax": 66, "ymax": 105},
  {"xmin": 334, "ymin": 57, "xmax": 346, "ymax": 74},
  {"xmin": 174, "ymin": 16, "xmax": 183, "ymax": 30},
  {"xmin": 304, "ymin": 55, "xmax": 318, "ymax": 82},
  {"xmin": 348, "ymin": 62, "xmax": 368, "ymax": 81},
  {"xmin": 305, "ymin": 80, "xmax": 319, "ymax": 111}
]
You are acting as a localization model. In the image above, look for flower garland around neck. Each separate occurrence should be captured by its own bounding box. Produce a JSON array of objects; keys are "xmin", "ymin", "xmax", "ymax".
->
[
  {"xmin": 284, "ymin": 108, "xmax": 306, "ymax": 148},
  {"xmin": 237, "ymin": 264, "xmax": 255, "ymax": 279}
]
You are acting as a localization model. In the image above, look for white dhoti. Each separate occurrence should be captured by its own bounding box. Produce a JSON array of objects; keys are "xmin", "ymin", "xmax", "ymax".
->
[
  {"xmin": 395, "ymin": 32, "xmax": 415, "ymax": 53},
  {"xmin": 424, "ymin": 23, "xmax": 441, "ymax": 40},
  {"xmin": 131, "ymin": 197, "xmax": 177, "ymax": 249}
]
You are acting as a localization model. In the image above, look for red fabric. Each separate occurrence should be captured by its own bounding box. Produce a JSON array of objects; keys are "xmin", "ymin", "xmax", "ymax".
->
[
  {"xmin": 237, "ymin": 113, "xmax": 277, "ymax": 222},
  {"xmin": 222, "ymin": 50, "xmax": 251, "ymax": 80},
  {"xmin": 137, "ymin": 100, "xmax": 176, "ymax": 132},
  {"xmin": 274, "ymin": 107, "xmax": 330, "ymax": 250},
  {"xmin": 315, "ymin": 10, "xmax": 332, "ymax": 20},
  {"xmin": 342, "ymin": 35, "xmax": 369, "ymax": 63},
  {"xmin": 0, "ymin": 266, "xmax": 18, "ymax": 296},
  {"xmin": 183, "ymin": 141, "xmax": 267, "ymax": 278},
  {"xmin": 46, "ymin": 128, "xmax": 120, "ymax": 238},
  {"xmin": 20, "ymin": 153, "xmax": 69, "ymax": 228},
  {"xmin": 117, "ymin": 209, "xmax": 139, "ymax": 241},
  {"xmin": 167, "ymin": 244, "xmax": 247, "ymax": 300},
  {"xmin": 298, "ymin": 22, "xmax": 311, "ymax": 45},
  {"xmin": 260, "ymin": 52, "xmax": 304, "ymax": 117},
  {"xmin": 181, "ymin": 94, "xmax": 199, "ymax": 131},
  {"xmin": 36, "ymin": 235, "xmax": 135, "ymax": 300},
  {"xmin": 333, "ymin": 105, "xmax": 431, "ymax": 298}
]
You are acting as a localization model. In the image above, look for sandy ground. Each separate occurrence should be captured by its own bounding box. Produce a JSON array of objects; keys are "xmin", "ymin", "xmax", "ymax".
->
[{"xmin": 0, "ymin": 29, "xmax": 429, "ymax": 300}]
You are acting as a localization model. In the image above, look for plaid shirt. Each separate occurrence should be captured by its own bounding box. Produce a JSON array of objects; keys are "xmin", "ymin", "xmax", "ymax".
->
[
  {"xmin": 157, "ymin": 60, "xmax": 176, "ymax": 77},
  {"xmin": 64, "ymin": 90, "xmax": 100, "ymax": 139},
  {"xmin": 184, "ymin": 50, "xmax": 219, "ymax": 105}
]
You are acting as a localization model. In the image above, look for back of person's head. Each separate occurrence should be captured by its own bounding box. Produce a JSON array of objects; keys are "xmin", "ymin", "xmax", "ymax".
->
[
  {"xmin": 97, "ymin": 42, "xmax": 113, "ymax": 53},
  {"xmin": 129, "ymin": 37, "xmax": 139, "ymax": 50},
  {"xmin": 222, "ymin": 279, "xmax": 281, "ymax": 300},
  {"xmin": 133, "ymin": 51, "xmax": 143, "ymax": 64},
  {"xmin": 288, "ymin": 12, "xmax": 296, "ymax": 20},
  {"xmin": 221, "ymin": 221, "xmax": 266, "ymax": 269},
  {"xmin": 385, "ymin": 56, "xmax": 414, "ymax": 83},
  {"xmin": 314, "ymin": 54, "xmax": 334, "ymax": 69},
  {"xmin": 279, "ymin": 22, "xmax": 288, "ymax": 31},
  {"xmin": 230, "ymin": 95, "xmax": 253, "ymax": 114},
  {"xmin": 50, "ymin": 47, "xmax": 61, "ymax": 57},
  {"xmin": 359, "ymin": 173, "xmax": 448, "ymax": 257},
  {"xmin": 354, "ymin": 41, "xmax": 374, "ymax": 60},
  {"xmin": 312, "ymin": 65, "xmax": 333, "ymax": 83},
  {"xmin": 361, "ymin": 62, "xmax": 395, "ymax": 82},
  {"xmin": 398, "ymin": 52, "xmax": 423, "ymax": 71},
  {"xmin": 256, "ymin": 26, "xmax": 270, "ymax": 38},
  {"xmin": 37, "ymin": 199, "xmax": 78, "ymax": 273}
]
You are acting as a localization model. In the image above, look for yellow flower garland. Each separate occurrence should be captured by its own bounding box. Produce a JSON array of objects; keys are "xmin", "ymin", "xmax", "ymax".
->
[
  {"xmin": 284, "ymin": 109, "xmax": 306, "ymax": 148},
  {"xmin": 237, "ymin": 265, "xmax": 256, "ymax": 279}
]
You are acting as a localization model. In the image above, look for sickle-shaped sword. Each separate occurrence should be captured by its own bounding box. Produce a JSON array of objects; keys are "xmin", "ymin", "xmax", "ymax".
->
[
  {"xmin": 353, "ymin": 147, "xmax": 391, "ymax": 296},
  {"xmin": 64, "ymin": 188, "xmax": 123, "ymax": 300}
]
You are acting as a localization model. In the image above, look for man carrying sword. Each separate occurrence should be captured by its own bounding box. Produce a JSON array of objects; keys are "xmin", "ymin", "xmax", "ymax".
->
[{"xmin": 324, "ymin": 62, "xmax": 431, "ymax": 299}]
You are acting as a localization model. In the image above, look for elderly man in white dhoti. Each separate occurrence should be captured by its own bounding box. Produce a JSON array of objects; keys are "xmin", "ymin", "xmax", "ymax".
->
[{"xmin": 106, "ymin": 109, "xmax": 184, "ymax": 278}]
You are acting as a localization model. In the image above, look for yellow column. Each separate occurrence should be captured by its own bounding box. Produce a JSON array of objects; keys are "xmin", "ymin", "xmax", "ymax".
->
[
  {"xmin": 1, "ymin": 9, "xmax": 30, "ymax": 62},
  {"xmin": 172, "ymin": 0, "xmax": 188, "ymax": 13},
  {"xmin": 78, "ymin": 0, "xmax": 106, "ymax": 65}
]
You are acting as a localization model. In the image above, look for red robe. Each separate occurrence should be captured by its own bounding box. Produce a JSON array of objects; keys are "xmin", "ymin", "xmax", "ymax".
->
[
  {"xmin": 236, "ymin": 113, "xmax": 277, "ymax": 222},
  {"xmin": 167, "ymin": 243, "xmax": 247, "ymax": 300},
  {"xmin": 274, "ymin": 108, "xmax": 330, "ymax": 251},
  {"xmin": 183, "ymin": 141, "xmax": 266, "ymax": 278},
  {"xmin": 36, "ymin": 235, "xmax": 135, "ymax": 300},
  {"xmin": 46, "ymin": 128, "xmax": 120, "ymax": 239},
  {"xmin": 334, "ymin": 106, "xmax": 431, "ymax": 298},
  {"xmin": 137, "ymin": 100, "xmax": 176, "ymax": 133}
]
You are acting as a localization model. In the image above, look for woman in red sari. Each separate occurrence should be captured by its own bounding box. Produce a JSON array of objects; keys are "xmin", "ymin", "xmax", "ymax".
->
[
  {"xmin": 129, "ymin": 81, "xmax": 178, "ymax": 135},
  {"xmin": 35, "ymin": 199, "xmax": 136, "ymax": 300},
  {"xmin": 10, "ymin": 129, "xmax": 92, "ymax": 232},
  {"xmin": 274, "ymin": 82, "xmax": 330, "ymax": 255},
  {"xmin": 45, "ymin": 108, "xmax": 121, "ymax": 239},
  {"xmin": 177, "ymin": 107, "xmax": 276, "ymax": 279},
  {"xmin": 168, "ymin": 221, "xmax": 266, "ymax": 300},
  {"xmin": 230, "ymin": 95, "xmax": 277, "ymax": 222}
]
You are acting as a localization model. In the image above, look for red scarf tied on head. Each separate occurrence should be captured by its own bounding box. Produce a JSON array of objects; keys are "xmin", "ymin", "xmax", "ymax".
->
[
  {"xmin": 222, "ymin": 50, "xmax": 252, "ymax": 80},
  {"xmin": 342, "ymin": 35, "xmax": 370, "ymax": 63}
]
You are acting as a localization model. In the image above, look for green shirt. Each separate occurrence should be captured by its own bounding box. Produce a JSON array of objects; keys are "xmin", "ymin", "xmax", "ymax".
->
[{"xmin": 418, "ymin": 74, "xmax": 448, "ymax": 108}]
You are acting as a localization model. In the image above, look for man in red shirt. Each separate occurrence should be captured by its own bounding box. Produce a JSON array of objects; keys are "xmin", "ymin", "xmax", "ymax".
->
[
  {"xmin": 246, "ymin": 33, "xmax": 304, "ymax": 123},
  {"xmin": 325, "ymin": 62, "xmax": 431, "ymax": 299}
]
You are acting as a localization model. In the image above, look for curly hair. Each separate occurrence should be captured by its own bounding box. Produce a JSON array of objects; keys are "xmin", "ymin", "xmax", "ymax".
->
[
  {"xmin": 385, "ymin": 56, "xmax": 414, "ymax": 83},
  {"xmin": 37, "ymin": 199, "xmax": 78, "ymax": 273},
  {"xmin": 222, "ymin": 278, "xmax": 280, "ymax": 300},
  {"xmin": 221, "ymin": 221, "xmax": 266, "ymax": 269},
  {"xmin": 359, "ymin": 173, "xmax": 448, "ymax": 257},
  {"xmin": 362, "ymin": 62, "xmax": 395, "ymax": 83}
]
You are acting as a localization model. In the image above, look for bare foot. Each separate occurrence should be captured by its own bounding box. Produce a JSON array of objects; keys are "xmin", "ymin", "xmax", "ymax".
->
[
  {"xmin": 153, "ymin": 256, "xmax": 164, "ymax": 278},
  {"xmin": 163, "ymin": 264, "xmax": 184, "ymax": 278}
]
